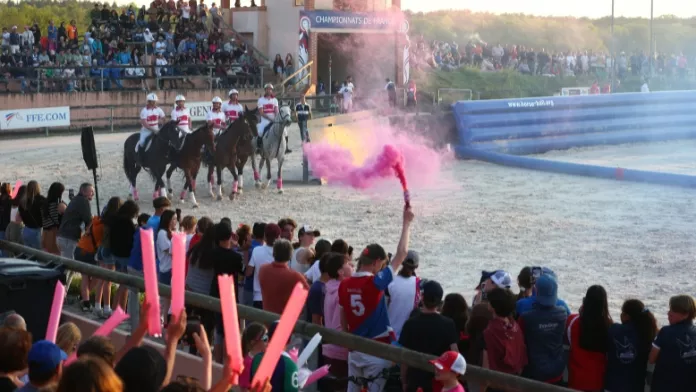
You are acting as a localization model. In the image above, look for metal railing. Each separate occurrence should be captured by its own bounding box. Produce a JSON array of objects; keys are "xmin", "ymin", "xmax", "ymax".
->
[
  {"xmin": 281, "ymin": 61, "xmax": 313, "ymax": 95},
  {"xmin": 0, "ymin": 240, "xmax": 574, "ymax": 392}
]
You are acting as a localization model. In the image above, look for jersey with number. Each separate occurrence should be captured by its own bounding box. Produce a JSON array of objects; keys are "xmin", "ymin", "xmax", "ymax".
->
[
  {"xmin": 206, "ymin": 110, "xmax": 226, "ymax": 133},
  {"xmin": 140, "ymin": 106, "xmax": 166, "ymax": 129},
  {"xmin": 257, "ymin": 96, "xmax": 279, "ymax": 119},
  {"xmin": 222, "ymin": 101, "xmax": 244, "ymax": 123},
  {"xmin": 338, "ymin": 268, "xmax": 395, "ymax": 343},
  {"xmin": 250, "ymin": 351, "xmax": 299, "ymax": 392},
  {"xmin": 170, "ymin": 107, "xmax": 191, "ymax": 132}
]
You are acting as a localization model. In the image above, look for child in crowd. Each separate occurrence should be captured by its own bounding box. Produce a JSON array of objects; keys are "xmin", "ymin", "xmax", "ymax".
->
[
  {"xmin": 430, "ymin": 351, "xmax": 467, "ymax": 392},
  {"xmin": 239, "ymin": 322, "xmax": 269, "ymax": 392},
  {"xmin": 137, "ymin": 213, "xmax": 151, "ymax": 227}
]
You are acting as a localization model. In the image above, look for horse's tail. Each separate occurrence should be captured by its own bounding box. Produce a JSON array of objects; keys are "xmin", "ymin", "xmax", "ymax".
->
[{"xmin": 123, "ymin": 134, "xmax": 139, "ymax": 186}]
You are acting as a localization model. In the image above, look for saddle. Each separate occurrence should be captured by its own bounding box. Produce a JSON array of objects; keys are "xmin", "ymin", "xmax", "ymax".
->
[{"xmin": 136, "ymin": 134, "xmax": 155, "ymax": 153}]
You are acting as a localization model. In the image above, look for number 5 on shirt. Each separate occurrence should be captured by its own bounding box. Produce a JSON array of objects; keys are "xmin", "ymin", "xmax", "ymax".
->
[{"xmin": 350, "ymin": 294, "xmax": 365, "ymax": 316}]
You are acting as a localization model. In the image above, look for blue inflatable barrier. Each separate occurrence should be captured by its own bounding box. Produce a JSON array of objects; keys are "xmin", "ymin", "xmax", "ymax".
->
[{"xmin": 453, "ymin": 91, "xmax": 696, "ymax": 187}]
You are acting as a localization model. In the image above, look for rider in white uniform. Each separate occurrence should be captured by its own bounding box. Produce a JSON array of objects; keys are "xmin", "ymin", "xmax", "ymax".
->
[
  {"xmin": 222, "ymin": 89, "xmax": 244, "ymax": 124},
  {"xmin": 138, "ymin": 93, "xmax": 166, "ymax": 163},
  {"xmin": 170, "ymin": 95, "xmax": 192, "ymax": 137},
  {"xmin": 257, "ymin": 84, "xmax": 291, "ymax": 153},
  {"xmin": 206, "ymin": 96, "xmax": 227, "ymax": 137}
]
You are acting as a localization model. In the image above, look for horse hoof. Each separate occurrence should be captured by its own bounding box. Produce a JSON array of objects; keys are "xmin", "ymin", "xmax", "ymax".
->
[
  {"xmin": 238, "ymin": 189, "xmax": 244, "ymax": 195},
  {"xmin": 261, "ymin": 183, "xmax": 268, "ymax": 190},
  {"xmin": 179, "ymin": 199, "xmax": 185, "ymax": 204},
  {"xmin": 216, "ymin": 195, "xmax": 223, "ymax": 201},
  {"xmin": 229, "ymin": 193, "xmax": 236, "ymax": 201},
  {"xmin": 278, "ymin": 189, "xmax": 284, "ymax": 194},
  {"xmin": 192, "ymin": 204, "xmax": 199, "ymax": 209},
  {"xmin": 255, "ymin": 182, "xmax": 261, "ymax": 189}
]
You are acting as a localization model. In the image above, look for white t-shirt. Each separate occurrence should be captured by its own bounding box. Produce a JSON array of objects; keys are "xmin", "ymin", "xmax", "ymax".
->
[
  {"xmin": 305, "ymin": 260, "xmax": 321, "ymax": 283},
  {"xmin": 140, "ymin": 106, "xmax": 166, "ymax": 130},
  {"xmin": 222, "ymin": 101, "xmax": 244, "ymax": 122},
  {"xmin": 182, "ymin": 4, "xmax": 191, "ymax": 18},
  {"xmin": 387, "ymin": 275, "xmax": 418, "ymax": 339},
  {"xmin": 257, "ymin": 96, "xmax": 278, "ymax": 118},
  {"xmin": 171, "ymin": 107, "xmax": 191, "ymax": 132},
  {"xmin": 249, "ymin": 245, "xmax": 274, "ymax": 301},
  {"xmin": 156, "ymin": 229, "xmax": 173, "ymax": 273},
  {"xmin": 340, "ymin": 84, "xmax": 354, "ymax": 100},
  {"xmin": 155, "ymin": 40, "xmax": 167, "ymax": 54},
  {"xmin": 206, "ymin": 110, "xmax": 226, "ymax": 133}
]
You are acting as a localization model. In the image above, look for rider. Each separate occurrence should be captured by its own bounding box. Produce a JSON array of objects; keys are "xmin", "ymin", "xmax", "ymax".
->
[
  {"xmin": 222, "ymin": 89, "xmax": 244, "ymax": 123},
  {"xmin": 138, "ymin": 92, "xmax": 167, "ymax": 164},
  {"xmin": 170, "ymin": 94, "xmax": 192, "ymax": 137},
  {"xmin": 257, "ymin": 83, "xmax": 291, "ymax": 154},
  {"xmin": 206, "ymin": 96, "xmax": 227, "ymax": 138}
]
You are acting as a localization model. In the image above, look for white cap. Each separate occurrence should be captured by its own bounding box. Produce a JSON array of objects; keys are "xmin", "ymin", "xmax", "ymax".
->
[
  {"xmin": 264, "ymin": 83, "xmax": 274, "ymax": 89},
  {"xmin": 212, "ymin": 96, "xmax": 223, "ymax": 103},
  {"xmin": 146, "ymin": 93, "xmax": 158, "ymax": 101},
  {"xmin": 175, "ymin": 95, "xmax": 186, "ymax": 101},
  {"xmin": 490, "ymin": 270, "xmax": 512, "ymax": 289},
  {"xmin": 228, "ymin": 89, "xmax": 239, "ymax": 96}
]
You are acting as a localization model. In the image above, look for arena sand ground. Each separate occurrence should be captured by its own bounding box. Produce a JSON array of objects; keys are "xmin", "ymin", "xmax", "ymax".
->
[{"xmin": 1, "ymin": 127, "xmax": 695, "ymax": 324}]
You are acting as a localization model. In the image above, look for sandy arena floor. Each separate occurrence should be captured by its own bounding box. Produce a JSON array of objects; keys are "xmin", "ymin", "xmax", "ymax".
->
[{"xmin": 1, "ymin": 130, "xmax": 695, "ymax": 324}]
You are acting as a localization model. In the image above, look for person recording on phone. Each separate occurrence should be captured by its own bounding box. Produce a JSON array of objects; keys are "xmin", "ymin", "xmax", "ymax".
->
[
  {"xmin": 515, "ymin": 267, "xmax": 571, "ymax": 317},
  {"xmin": 471, "ymin": 270, "xmax": 512, "ymax": 307}
]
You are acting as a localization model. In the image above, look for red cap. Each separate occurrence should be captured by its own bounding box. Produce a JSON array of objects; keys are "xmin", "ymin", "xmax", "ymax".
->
[{"xmin": 430, "ymin": 351, "xmax": 466, "ymax": 375}]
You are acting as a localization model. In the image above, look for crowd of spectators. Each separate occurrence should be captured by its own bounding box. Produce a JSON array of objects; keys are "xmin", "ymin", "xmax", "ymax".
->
[
  {"xmin": 0, "ymin": 1, "xmax": 263, "ymax": 94},
  {"xmin": 410, "ymin": 35, "xmax": 691, "ymax": 81},
  {"xmin": 1, "ymin": 178, "xmax": 696, "ymax": 392}
]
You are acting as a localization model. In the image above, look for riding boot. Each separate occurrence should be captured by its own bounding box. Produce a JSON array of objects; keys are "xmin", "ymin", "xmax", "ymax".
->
[
  {"xmin": 285, "ymin": 136, "xmax": 292, "ymax": 154},
  {"xmin": 256, "ymin": 136, "xmax": 263, "ymax": 154}
]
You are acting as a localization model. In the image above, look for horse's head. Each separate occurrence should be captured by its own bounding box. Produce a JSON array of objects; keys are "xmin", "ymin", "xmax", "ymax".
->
[
  {"xmin": 160, "ymin": 120, "xmax": 181, "ymax": 143},
  {"xmin": 201, "ymin": 122, "xmax": 215, "ymax": 152},
  {"xmin": 239, "ymin": 106, "xmax": 258, "ymax": 141},
  {"xmin": 278, "ymin": 105, "xmax": 292, "ymax": 127}
]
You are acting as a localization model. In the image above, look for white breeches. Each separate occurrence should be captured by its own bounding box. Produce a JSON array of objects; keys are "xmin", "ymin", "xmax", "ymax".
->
[
  {"xmin": 257, "ymin": 117, "xmax": 271, "ymax": 137},
  {"xmin": 139, "ymin": 128, "xmax": 153, "ymax": 147}
]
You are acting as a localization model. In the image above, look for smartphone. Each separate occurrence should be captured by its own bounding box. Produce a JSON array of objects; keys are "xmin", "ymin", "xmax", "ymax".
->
[
  {"xmin": 68, "ymin": 189, "xmax": 75, "ymax": 200},
  {"xmin": 184, "ymin": 318, "xmax": 201, "ymax": 345},
  {"xmin": 532, "ymin": 266, "xmax": 542, "ymax": 279},
  {"xmin": 175, "ymin": 208, "xmax": 182, "ymax": 222}
]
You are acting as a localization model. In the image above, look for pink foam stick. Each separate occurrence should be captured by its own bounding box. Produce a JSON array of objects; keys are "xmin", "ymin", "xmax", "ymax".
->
[
  {"xmin": 304, "ymin": 365, "xmax": 331, "ymax": 387},
  {"xmin": 170, "ymin": 232, "xmax": 186, "ymax": 323},
  {"xmin": 45, "ymin": 281, "xmax": 65, "ymax": 342},
  {"xmin": 140, "ymin": 228, "xmax": 162, "ymax": 336},
  {"xmin": 218, "ymin": 275, "xmax": 243, "ymax": 374},
  {"xmin": 288, "ymin": 347, "xmax": 299, "ymax": 363},
  {"xmin": 252, "ymin": 283, "xmax": 309, "ymax": 389},
  {"xmin": 63, "ymin": 307, "xmax": 130, "ymax": 366},
  {"xmin": 9, "ymin": 180, "xmax": 22, "ymax": 199}
]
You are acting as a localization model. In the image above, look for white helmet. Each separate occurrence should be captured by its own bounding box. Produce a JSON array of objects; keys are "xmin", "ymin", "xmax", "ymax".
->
[
  {"xmin": 212, "ymin": 96, "xmax": 223, "ymax": 103},
  {"xmin": 264, "ymin": 83, "xmax": 274, "ymax": 90},
  {"xmin": 228, "ymin": 89, "xmax": 239, "ymax": 96},
  {"xmin": 175, "ymin": 95, "xmax": 186, "ymax": 101},
  {"xmin": 146, "ymin": 93, "xmax": 158, "ymax": 101}
]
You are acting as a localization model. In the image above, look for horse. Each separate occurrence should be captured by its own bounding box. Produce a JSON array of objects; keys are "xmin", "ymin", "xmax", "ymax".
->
[
  {"xmin": 251, "ymin": 105, "xmax": 293, "ymax": 193},
  {"xmin": 167, "ymin": 123, "xmax": 216, "ymax": 208},
  {"xmin": 123, "ymin": 120, "xmax": 181, "ymax": 201},
  {"xmin": 204, "ymin": 107, "xmax": 258, "ymax": 201}
]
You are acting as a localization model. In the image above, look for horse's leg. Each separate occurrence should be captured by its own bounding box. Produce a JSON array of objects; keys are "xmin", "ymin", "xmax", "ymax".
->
[
  {"xmin": 207, "ymin": 164, "xmax": 216, "ymax": 199},
  {"xmin": 179, "ymin": 168, "xmax": 190, "ymax": 204},
  {"xmin": 229, "ymin": 163, "xmax": 238, "ymax": 201},
  {"xmin": 277, "ymin": 157, "xmax": 284, "ymax": 194},
  {"xmin": 251, "ymin": 151, "xmax": 261, "ymax": 188},
  {"xmin": 189, "ymin": 166, "xmax": 200, "ymax": 208},
  {"xmin": 237, "ymin": 157, "xmax": 247, "ymax": 195},
  {"xmin": 155, "ymin": 168, "xmax": 167, "ymax": 199},
  {"xmin": 130, "ymin": 166, "xmax": 141, "ymax": 202},
  {"xmin": 126, "ymin": 149, "xmax": 141, "ymax": 201},
  {"xmin": 264, "ymin": 157, "xmax": 272, "ymax": 190},
  {"xmin": 215, "ymin": 165, "xmax": 223, "ymax": 201},
  {"xmin": 166, "ymin": 164, "xmax": 177, "ymax": 196}
]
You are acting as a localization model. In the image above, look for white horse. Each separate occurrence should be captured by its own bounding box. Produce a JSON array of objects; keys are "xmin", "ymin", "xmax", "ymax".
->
[{"xmin": 251, "ymin": 105, "xmax": 292, "ymax": 193}]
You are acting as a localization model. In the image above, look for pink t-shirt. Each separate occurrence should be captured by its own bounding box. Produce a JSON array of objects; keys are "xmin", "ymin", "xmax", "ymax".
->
[
  {"xmin": 238, "ymin": 354, "xmax": 253, "ymax": 389},
  {"xmin": 442, "ymin": 383, "xmax": 466, "ymax": 392},
  {"xmin": 322, "ymin": 279, "xmax": 348, "ymax": 360}
]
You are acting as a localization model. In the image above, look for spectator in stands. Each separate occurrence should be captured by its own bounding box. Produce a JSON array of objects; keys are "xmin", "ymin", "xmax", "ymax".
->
[
  {"xmin": 55, "ymin": 323, "xmax": 81, "ymax": 357},
  {"xmin": 400, "ymin": 280, "xmax": 458, "ymax": 392},
  {"xmin": 649, "ymin": 295, "xmax": 696, "ymax": 392},
  {"xmin": 19, "ymin": 340, "xmax": 66, "ymax": 392},
  {"xmin": 246, "ymin": 223, "xmax": 280, "ymax": 309},
  {"xmin": 472, "ymin": 270, "xmax": 512, "ymax": 307},
  {"xmin": 482, "ymin": 288, "xmax": 527, "ymax": 391},
  {"xmin": 239, "ymin": 323, "xmax": 268, "ymax": 391},
  {"xmin": 307, "ymin": 254, "xmax": 328, "ymax": 326},
  {"xmin": 91, "ymin": 197, "xmax": 123, "ymax": 318},
  {"xmin": 1, "ymin": 312, "xmax": 26, "ymax": 331},
  {"xmin": 278, "ymin": 218, "xmax": 297, "ymax": 243},
  {"xmin": 387, "ymin": 250, "xmax": 420, "ymax": 339},
  {"xmin": 56, "ymin": 356, "xmax": 123, "ymax": 392},
  {"xmin": 109, "ymin": 200, "xmax": 140, "ymax": 309},
  {"xmin": 0, "ymin": 183, "xmax": 11, "ymax": 257},
  {"xmin": 518, "ymin": 274, "xmax": 567, "ymax": 385},
  {"xmin": 304, "ymin": 238, "xmax": 332, "ymax": 283},
  {"xmin": 57, "ymin": 183, "xmax": 94, "ymax": 260},
  {"xmin": 0, "ymin": 327, "xmax": 32, "ymax": 390},
  {"xmin": 76, "ymin": 336, "xmax": 116, "ymax": 367},
  {"xmin": 273, "ymin": 53, "xmax": 283, "ymax": 84},
  {"xmin": 566, "ymin": 285, "xmax": 612, "ymax": 391},
  {"xmin": 4, "ymin": 186, "xmax": 25, "ymax": 255},
  {"xmin": 259, "ymin": 238, "xmax": 309, "ymax": 314},
  {"xmin": 605, "ymin": 299, "xmax": 657, "ymax": 392},
  {"xmin": 441, "ymin": 293, "xmax": 470, "ymax": 355},
  {"xmin": 17, "ymin": 180, "xmax": 44, "ymax": 250},
  {"xmin": 516, "ymin": 267, "xmax": 534, "ymax": 301},
  {"xmin": 516, "ymin": 268, "xmax": 570, "ymax": 316},
  {"xmin": 321, "ymin": 252, "xmax": 350, "ymax": 390},
  {"xmin": 290, "ymin": 225, "xmax": 318, "ymax": 274}
]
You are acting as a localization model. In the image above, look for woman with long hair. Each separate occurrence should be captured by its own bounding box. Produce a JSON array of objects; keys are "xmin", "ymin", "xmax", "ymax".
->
[
  {"xmin": 605, "ymin": 299, "xmax": 657, "ymax": 392},
  {"xmin": 4, "ymin": 185, "xmax": 26, "ymax": 256},
  {"xmin": 186, "ymin": 222, "xmax": 217, "ymax": 348},
  {"xmin": 57, "ymin": 356, "xmax": 123, "ymax": 392},
  {"xmin": 566, "ymin": 285, "xmax": 613, "ymax": 392},
  {"xmin": 109, "ymin": 201, "xmax": 140, "ymax": 310},
  {"xmin": 56, "ymin": 322, "xmax": 82, "ymax": 357},
  {"xmin": 273, "ymin": 53, "xmax": 283, "ymax": 84},
  {"xmin": 441, "ymin": 293, "xmax": 470, "ymax": 354},
  {"xmin": 0, "ymin": 183, "xmax": 11, "ymax": 257},
  {"xmin": 157, "ymin": 210, "xmax": 177, "ymax": 323},
  {"xmin": 92, "ymin": 197, "xmax": 123, "ymax": 319},
  {"xmin": 18, "ymin": 180, "xmax": 45, "ymax": 250},
  {"xmin": 41, "ymin": 182, "xmax": 66, "ymax": 255}
]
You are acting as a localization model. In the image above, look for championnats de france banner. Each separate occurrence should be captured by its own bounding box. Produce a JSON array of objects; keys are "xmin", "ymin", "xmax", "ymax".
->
[
  {"xmin": 299, "ymin": 10, "xmax": 407, "ymax": 33},
  {"xmin": 0, "ymin": 107, "xmax": 71, "ymax": 130}
]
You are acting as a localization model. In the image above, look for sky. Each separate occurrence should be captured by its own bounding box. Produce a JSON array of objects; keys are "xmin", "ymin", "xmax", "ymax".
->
[{"xmin": 401, "ymin": 0, "xmax": 696, "ymax": 19}]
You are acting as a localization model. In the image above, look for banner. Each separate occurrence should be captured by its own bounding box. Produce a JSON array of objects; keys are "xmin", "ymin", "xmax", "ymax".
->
[
  {"xmin": 186, "ymin": 101, "xmax": 213, "ymax": 121},
  {"xmin": 0, "ymin": 107, "xmax": 70, "ymax": 130},
  {"xmin": 299, "ymin": 10, "xmax": 406, "ymax": 33},
  {"xmin": 561, "ymin": 87, "xmax": 591, "ymax": 96}
]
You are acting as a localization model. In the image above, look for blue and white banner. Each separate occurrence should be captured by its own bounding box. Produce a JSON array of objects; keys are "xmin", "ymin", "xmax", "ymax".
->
[
  {"xmin": 299, "ymin": 10, "xmax": 407, "ymax": 33},
  {"xmin": 0, "ymin": 106, "xmax": 71, "ymax": 130}
]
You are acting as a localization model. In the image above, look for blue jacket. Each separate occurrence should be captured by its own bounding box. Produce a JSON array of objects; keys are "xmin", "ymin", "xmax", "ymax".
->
[{"xmin": 519, "ymin": 303, "xmax": 567, "ymax": 382}]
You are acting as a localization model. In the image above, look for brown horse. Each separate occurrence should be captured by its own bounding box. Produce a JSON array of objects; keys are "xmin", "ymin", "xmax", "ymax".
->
[
  {"xmin": 171, "ymin": 123, "xmax": 216, "ymax": 208},
  {"xmin": 205, "ymin": 107, "xmax": 257, "ymax": 201}
]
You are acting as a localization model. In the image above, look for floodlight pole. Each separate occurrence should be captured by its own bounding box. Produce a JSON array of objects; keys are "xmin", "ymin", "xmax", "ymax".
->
[
  {"xmin": 610, "ymin": 0, "xmax": 615, "ymax": 93},
  {"xmin": 649, "ymin": 0, "xmax": 654, "ymax": 77}
]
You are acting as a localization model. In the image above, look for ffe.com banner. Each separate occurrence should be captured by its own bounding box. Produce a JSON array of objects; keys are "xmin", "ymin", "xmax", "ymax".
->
[{"xmin": 0, "ymin": 106, "xmax": 71, "ymax": 130}]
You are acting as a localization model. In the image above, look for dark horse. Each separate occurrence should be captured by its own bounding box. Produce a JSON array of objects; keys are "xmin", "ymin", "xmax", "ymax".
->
[
  {"xmin": 169, "ymin": 123, "xmax": 215, "ymax": 208},
  {"xmin": 204, "ymin": 107, "xmax": 258, "ymax": 201}
]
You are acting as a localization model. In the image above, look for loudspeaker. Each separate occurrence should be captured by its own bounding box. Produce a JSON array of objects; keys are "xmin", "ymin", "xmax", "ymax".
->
[{"xmin": 81, "ymin": 126, "xmax": 98, "ymax": 170}]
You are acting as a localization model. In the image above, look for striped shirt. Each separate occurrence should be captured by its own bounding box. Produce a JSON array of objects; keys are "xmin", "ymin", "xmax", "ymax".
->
[{"xmin": 41, "ymin": 200, "xmax": 62, "ymax": 229}]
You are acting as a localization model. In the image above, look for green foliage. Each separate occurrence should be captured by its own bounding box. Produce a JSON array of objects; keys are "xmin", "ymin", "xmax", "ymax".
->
[
  {"xmin": 0, "ymin": 0, "xmax": 91, "ymax": 36},
  {"xmin": 407, "ymin": 10, "xmax": 696, "ymax": 55}
]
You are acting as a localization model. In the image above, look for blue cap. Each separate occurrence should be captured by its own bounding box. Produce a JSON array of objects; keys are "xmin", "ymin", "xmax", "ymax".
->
[
  {"xmin": 535, "ymin": 275, "xmax": 558, "ymax": 307},
  {"xmin": 28, "ymin": 340, "xmax": 67, "ymax": 373}
]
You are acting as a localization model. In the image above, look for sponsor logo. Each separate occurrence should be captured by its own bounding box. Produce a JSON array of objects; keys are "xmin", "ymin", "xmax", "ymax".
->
[
  {"xmin": 4, "ymin": 112, "xmax": 23, "ymax": 126},
  {"xmin": 507, "ymin": 99, "xmax": 555, "ymax": 108}
]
